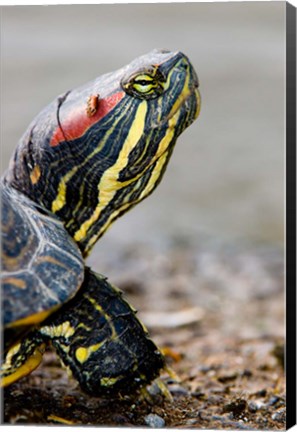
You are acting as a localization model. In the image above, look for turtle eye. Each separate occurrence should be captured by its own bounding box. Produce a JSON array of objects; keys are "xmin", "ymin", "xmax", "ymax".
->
[
  {"xmin": 133, "ymin": 75, "xmax": 157, "ymax": 94},
  {"xmin": 121, "ymin": 72, "xmax": 165, "ymax": 100}
]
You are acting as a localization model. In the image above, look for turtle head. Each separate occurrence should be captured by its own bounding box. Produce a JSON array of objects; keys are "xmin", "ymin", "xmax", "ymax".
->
[
  {"xmin": 120, "ymin": 49, "xmax": 200, "ymax": 129},
  {"xmin": 5, "ymin": 49, "xmax": 200, "ymax": 256},
  {"xmin": 115, "ymin": 49, "xmax": 200, "ymax": 179}
]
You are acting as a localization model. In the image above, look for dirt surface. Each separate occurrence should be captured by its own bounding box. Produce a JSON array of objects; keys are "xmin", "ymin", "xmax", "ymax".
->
[{"xmin": 2, "ymin": 239, "xmax": 285, "ymax": 429}]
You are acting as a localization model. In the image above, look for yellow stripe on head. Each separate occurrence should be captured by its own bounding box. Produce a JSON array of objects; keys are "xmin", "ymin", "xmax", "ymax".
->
[
  {"xmin": 83, "ymin": 105, "xmax": 178, "ymax": 254},
  {"xmin": 51, "ymin": 105, "xmax": 129, "ymax": 215}
]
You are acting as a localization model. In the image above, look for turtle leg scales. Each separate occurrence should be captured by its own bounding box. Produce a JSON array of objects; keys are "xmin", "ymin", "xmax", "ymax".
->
[
  {"xmin": 39, "ymin": 268, "xmax": 165, "ymax": 396},
  {"xmin": 1, "ymin": 332, "xmax": 46, "ymax": 387}
]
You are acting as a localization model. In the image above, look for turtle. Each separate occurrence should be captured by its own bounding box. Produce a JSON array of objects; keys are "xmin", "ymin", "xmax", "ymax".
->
[{"xmin": 1, "ymin": 49, "xmax": 201, "ymax": 396}]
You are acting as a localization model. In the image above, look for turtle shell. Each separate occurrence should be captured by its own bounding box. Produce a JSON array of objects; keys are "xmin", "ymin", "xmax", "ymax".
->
[{"xmin": 1, "ymin": 181, "xmax": 84, "ymax": 330}]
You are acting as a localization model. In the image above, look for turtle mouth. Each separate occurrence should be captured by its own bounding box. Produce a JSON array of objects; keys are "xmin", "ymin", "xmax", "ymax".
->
[
  {"xmin": 167, "ymin": 85, "xmax": 201, "ymax": 123},
  {"xmin": 152, "ymin": 85, "xmax": 201, "ymax": 130},
  {"xmin": 143, "ymin": 87, "xmax": 200, "ymax": 168},
  {"xmin": 192, "ymin": 87, "xmax": 201, "ymax": 120}
]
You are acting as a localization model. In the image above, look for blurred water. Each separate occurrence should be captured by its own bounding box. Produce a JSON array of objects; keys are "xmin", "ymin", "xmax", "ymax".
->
[{"xmin": 1, "ymin": 3, "xmax": 285, "ymax": 254}]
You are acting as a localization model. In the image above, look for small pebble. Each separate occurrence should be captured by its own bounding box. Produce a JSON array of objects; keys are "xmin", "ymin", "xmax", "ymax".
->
[
  {"xmin": 112, "ymin": 414, "xmax": 129, "ymax": 424},
  {"xmin": 256, "ymin": 389, "xmax": 267, "ymax": 397},
  {"xmin": 147, "ymin": 382, "xmax": 162, "ymax": 397},
  {"xmin": 223, "ymin": 399, "xmax": 247, "ymax": 415},
  {"xmin": 268, "ymin": 395, "xmax": 280, "ymax": 406},
  {"xmin": 199, "ymin": 365, "xmax": 212, "ymax": 373},
  {"xmin": 271, "ymin": 408, "xmax": 286, "ymax": 422},
  {"xmin": 168, "ymin": 383, "xmax": 188, "ymax": 395},
  {"xmin": 241, "ymin": 369, "xmax": 252, "ymax": 378},
  {"xmin": 186, "ymin": 419, "xmax": 197, "ymax": 425},
  {"xmin": 217, "ymin": 373, "xmax": 238, "ymax": 383},
  {"xmin": 144, "ymin": 413, "xmax": 165, "ymax": 428},
  {"xmin": 251, "ymin": 400, "xmax": 267, "ymax": 410},
  {"xmin": 191, "ymin": 390, "xmax": 205, "ymax": 399},
  {"xmin": 12, "ymin": 415, "xmax": 30, "ymax": 424},
  {"xmin": 248, "ymin": 402, "xmax": 258, "ymax": 413}
]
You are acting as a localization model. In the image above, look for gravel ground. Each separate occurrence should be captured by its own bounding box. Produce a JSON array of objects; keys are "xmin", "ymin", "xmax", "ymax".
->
[{"xmin": 2, "ymin": 239, "xmax": 285, "ymax": 429}]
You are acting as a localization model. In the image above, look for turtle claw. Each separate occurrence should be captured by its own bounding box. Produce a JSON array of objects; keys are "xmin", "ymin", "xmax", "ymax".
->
[
  {"xmin": 164, "ymin": 365, "xmax": 182, "ymax": 383},
  {"xmin": 140, "ymin": 386, "xmax": 155, "ymax": 404},
  {"xmin": 155, "ymin": 378, "xmax": 173, "ymax": 402}
]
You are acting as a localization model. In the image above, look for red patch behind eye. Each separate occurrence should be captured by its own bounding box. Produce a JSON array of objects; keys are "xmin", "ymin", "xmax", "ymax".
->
[{"xmin": 50, "ymin": 91, "xmax": 125, "ymax": 147}]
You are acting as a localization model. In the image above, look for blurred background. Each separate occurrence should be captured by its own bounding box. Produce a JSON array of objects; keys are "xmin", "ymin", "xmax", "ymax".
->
[
  {"xmin": 1, "ymin": 3, "xmax": 285, "ymax": 253},
  {"xmin": 1, "ymin": 2, "xmax": 286, "ymax": 353}
]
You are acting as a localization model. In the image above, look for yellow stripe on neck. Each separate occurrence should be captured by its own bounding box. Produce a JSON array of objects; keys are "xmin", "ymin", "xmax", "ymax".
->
[
  {"xmin": 83, "ymin": 107, "xmax": 179, "ymax": 255},
  {"xmin": 51, "ymin": 104, "xmax": 129, "ymax": 215},
  {"xmin": 73, "ymin": 100, "xmax": 148, "ymax": 243},
  {"xmin": 85, "ymin": 149, "xmax": 170, "ymax": 254}
]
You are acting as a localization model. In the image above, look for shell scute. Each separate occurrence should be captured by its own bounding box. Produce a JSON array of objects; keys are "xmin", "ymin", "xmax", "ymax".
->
[{"xmin": 1, "ymin": 183, "xmax": 84, "ymax": 328}]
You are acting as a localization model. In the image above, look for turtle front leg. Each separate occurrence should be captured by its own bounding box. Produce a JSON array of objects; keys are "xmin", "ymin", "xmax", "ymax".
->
[
  {"xmin": 39, "ymin": 268, "xmax": 165, "ymax": 396},
  {"xmin": 1, "ymin": 331, "xmax": 46, "ymax": 387}
]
